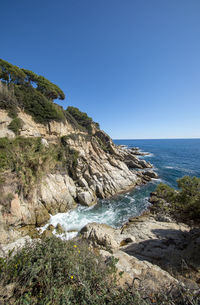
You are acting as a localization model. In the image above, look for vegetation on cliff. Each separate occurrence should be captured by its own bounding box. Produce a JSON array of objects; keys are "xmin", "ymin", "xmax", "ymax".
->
[
  {"xmin": 0, "ymin": 137, "xmax": 79, "ymax": 200},
  {"xmin": 67, "ymin": 106, "xmax": 100, "ymax": 132},
  {"xmin": 0, "ymin": 59, "xmax": 99, "ymax": 130},
  {"xmin": 152, "ymin": 176, "xmax": 200, "ymax": 223},
  {"xmin": 0, "ymin": 59, "xmax": 65, "ymax": 100}
]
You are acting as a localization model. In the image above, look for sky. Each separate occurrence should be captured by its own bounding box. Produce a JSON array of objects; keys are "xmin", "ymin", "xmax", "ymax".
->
[{"xmin": 1, "ymin": 0, "xmax": 200, "ymax": 139}]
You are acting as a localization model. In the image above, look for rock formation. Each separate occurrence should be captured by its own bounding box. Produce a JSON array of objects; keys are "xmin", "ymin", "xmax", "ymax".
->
[
  {"xmin": 0, "ymin": 109, "xmax": 157, "ymax": 244},
  {"xmin": 80, "ymin": 212, "xmax": 200, "ymax": 293}
]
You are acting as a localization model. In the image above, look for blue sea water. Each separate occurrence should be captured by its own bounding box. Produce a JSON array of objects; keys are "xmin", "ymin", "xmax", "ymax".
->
[
  {"xmin": 47, "ymin": 139, "xmax": 200, "ymax": 238},
  {"xmin": 114, "ymin": 138, "xmax": 200, "ymax": 188}
]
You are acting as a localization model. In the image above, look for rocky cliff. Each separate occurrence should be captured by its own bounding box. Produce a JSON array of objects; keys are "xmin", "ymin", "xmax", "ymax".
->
[{"xmin": 0, "ymin": 109, "xmax": 157, "ymax": 244}]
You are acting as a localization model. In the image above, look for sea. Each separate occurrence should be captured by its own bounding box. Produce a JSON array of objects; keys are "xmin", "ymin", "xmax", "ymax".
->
[{"xmin": 45, "ymin": 138, "xmax": 200, "ymax": 239}]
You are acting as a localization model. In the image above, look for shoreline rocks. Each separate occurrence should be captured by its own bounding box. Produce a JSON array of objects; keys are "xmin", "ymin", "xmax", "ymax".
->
[
  {"xmin": 79, "ymin": 206, "xmax": 200, "ymax": 293},
  {"xmin": 0, "ymin": 110, "xmax": 159, "ymax": 245}
]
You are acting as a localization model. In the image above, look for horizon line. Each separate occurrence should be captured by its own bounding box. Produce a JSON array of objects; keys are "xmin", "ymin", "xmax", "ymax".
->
[{"xmin": 113, "ymin": 137, "xmax": 200, "ymax": 140}]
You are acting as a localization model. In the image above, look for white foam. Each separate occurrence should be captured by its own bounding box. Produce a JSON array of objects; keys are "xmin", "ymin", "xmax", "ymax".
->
[
  {"xmin": 53, "ymin": 231, "xmax": 78, "ymax": 240},
  {"xmin": 144, "ymin": 153, "xmax": 154, "ymax": 157},
  {"xmin": 38, "ymin": 189, "xmax": 148, "ymax": 240},
  {"xmin": 152, "ymin": 178, "xmax": 164, "ymax": 183}
]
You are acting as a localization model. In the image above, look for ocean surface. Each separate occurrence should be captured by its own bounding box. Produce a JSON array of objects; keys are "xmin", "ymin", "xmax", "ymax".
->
[{"xmin": 45, "ymin": 139, "xmax": 200, "ymax": 239}]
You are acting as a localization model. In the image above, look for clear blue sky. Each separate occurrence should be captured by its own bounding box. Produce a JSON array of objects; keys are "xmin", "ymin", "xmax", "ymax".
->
[{"xmin": 1, "ymin": 0, "xmax": 200, "ymax": 139}]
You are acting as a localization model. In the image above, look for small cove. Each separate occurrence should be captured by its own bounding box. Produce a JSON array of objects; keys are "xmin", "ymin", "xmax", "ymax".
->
[{"xmin": 44, "ymin": 138, "xmax": 200, "ymax": 239}]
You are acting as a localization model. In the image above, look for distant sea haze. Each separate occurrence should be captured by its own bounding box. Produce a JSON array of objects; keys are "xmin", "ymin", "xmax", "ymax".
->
[{"xmin": 44, "ymin": 138, "xmax": 200, "ymax": 239}]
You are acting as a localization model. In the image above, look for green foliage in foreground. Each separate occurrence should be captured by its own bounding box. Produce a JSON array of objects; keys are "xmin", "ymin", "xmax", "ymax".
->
[
  {"xmin": 155, "ymin": 176, "xmax": 200, "ymax": 223},
  {"xmin": 0, "ymin": 237, "xmax": 199, "ymax": 305},
  {"xmin": 0, "ymin": 238, "xmax": 142, "ymax": 305}
]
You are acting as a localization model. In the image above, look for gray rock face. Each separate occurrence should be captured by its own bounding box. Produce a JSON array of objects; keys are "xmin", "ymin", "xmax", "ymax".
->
[
  {"xmin": 143, "ymin": 170, "xmax": 159, "ymax": 179},
  {"xmin": 0, "ymin": 109, "xmax": 157, "ymax": 244},
  {"xmin": 77, "ymin": 191, "xmax": 96, "ymax": 206},
  {"xmin": 80, "ymin": 215, "xmax": 200, "ymax": 293},
  {"xmin": 99, "ymin": 249, "xmax": 178, "ymax": 293},
  {"xmin": 40, "ymin": 174, "xmax": 77, "ymax": 215}
]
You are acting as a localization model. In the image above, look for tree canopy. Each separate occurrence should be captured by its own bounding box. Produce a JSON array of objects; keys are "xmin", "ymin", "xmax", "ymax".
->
[{"xmin": 0, "ymin": 59, "xmax": 65, "ymax": 101}]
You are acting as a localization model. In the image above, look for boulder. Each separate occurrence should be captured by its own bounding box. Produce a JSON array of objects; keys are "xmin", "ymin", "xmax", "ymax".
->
[
  {"xmin": 41, "ymin": 227, "xmax": 54, "ymax": 239},
  {"xmin": 143, "ymin": 170, "xmax": 159, "ymax": 179},
  {"xmin": 77, "ymin": 191, "xmax": 97, "ymax": 206},
  {"xmin": 56, "ymin": 223, "xmax": 65, "ymax": 234},
  {"xmin": 80, "ymin": 222, "xmax": 134, "ymax": 251}
]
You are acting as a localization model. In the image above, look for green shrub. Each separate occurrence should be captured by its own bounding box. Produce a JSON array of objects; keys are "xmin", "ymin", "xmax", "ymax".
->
[
  {"xmin": 8, "ymin": 118, "xmax": 24, "ymax": 135},
  {"xmin": 67, "ymin": 106, "xmax": 99, "ymax": 133},
  {"xmin": 0, "ymin": 138, "xmax": 11, "ymax": 170},
  {"xmin": 155, "ymin": 176, "xmax": 200, "ymax": 223},
  {"xmin": 0, "ymin": 237, "xmax": 199, "ymax": 305},
  {"xmin": 64, "ymin": 110, "xmax": 85, "ymax": 131},
  {"xmin": 7, "ymin": 106, "xmax": 18, "ymax": 118},
  {"xmin": 156, "ymin": 183, "xmax": 177, "ymax": 202},
  {"xmin": 0, "ymin": 237, "xmax": 143, "ymax": 305}
]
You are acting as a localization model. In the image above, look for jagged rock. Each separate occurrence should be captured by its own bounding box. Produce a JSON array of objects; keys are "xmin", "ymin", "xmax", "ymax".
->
[
  {"xmin": 143, "ymin": 170, "xmax": 159, "ymax": 179},
  {"xmin": 17, "ymin": 225, "xmax": 40, "ymax": 239},
  {"xmin": 10, "ymin": 194, "xmax": 22, "ymax": 219},
  {"xmin": 77, "ymin": 191, "xmax": 97, "ymax": 206},
  {"xmin": 99, "ymin": 249, "xmax": 178, "ymax": 293},
  {"xmin": 41, "ymin": 228, "xmax": 54, "ymax": 239},
  {"xmin": 35, "ymin": 206, "xmax": 50, "ymax": 226},
  {"xmin": 40, "ymin": 174, "xmax": 77, "ymax": 214},
  {"xmin": 124, "ymin": 159, "xmax": 141, "ymax": 169},
  {"xmin": 81, "ymin": 217, "xmax": 200, "ymax": 291},
  {"xmin": 41, "ymin": 225, "xmax": 56, "ymax": 239},
  {"xmin": 96, "ymin": 183, "xmax": 105, "ymax": 198},
  {"xmin": 47, "ymin": 224, "xmax": 55, "ymax": 231},
  {"xmin": 138, "ymin": 159, "xmax": 152, "ymax": 168},
  {"xmin": 0, "ymin": 108, "xmax": 156, "ymax": 246},
  {"xmin": 121, "ymin": 215, "xmax": 193, "ymax": 271},
  {"xmin": 78, "ymin": 177, "xmax": 88, "ymax": 188},
  {"xmin": 56, "ymin": 223, "xmax": 65, "ymax": 234},
  {"xmin": 80, "ymin": 222, "xmax": 134, "ymax": 251}
]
